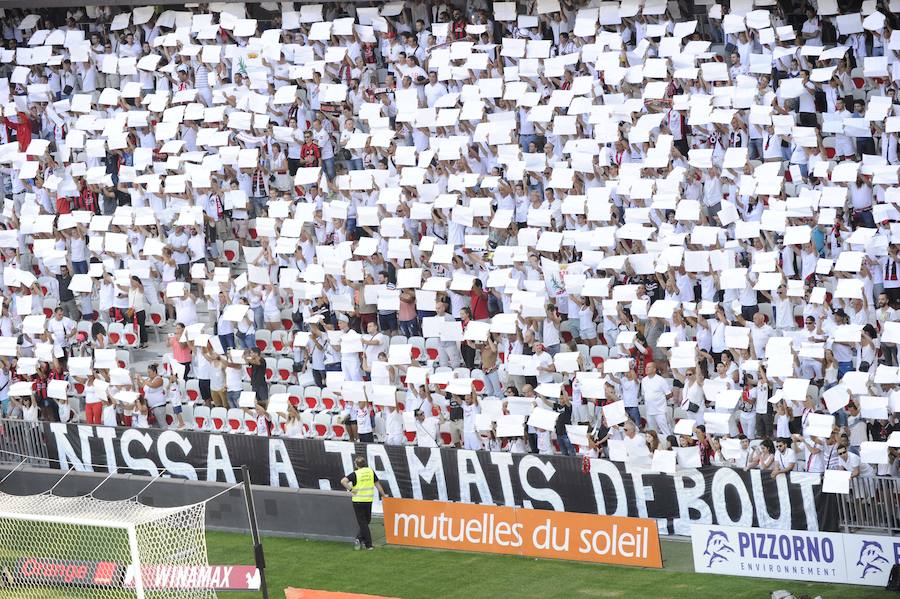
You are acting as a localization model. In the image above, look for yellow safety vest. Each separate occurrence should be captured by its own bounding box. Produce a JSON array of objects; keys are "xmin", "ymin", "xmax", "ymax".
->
[{"xmin": 352, "ymin": 467, "xmax": 375, "ymax": 503}]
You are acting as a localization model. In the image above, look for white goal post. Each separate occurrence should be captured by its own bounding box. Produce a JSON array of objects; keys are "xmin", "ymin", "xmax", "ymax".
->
[{"xmin": 0, "ymin": 491, "xmax": 216, "ymax": 599}]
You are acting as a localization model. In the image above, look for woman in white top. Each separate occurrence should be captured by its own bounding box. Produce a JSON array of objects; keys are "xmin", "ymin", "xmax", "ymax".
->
[
  {"xmin": 355, "ymin": 401, "xmax": 375, "ymax": 442},
  {"xmin": 101, "ymin": 393, "xmax": 118, "ymax": 427},
  {"xmin": 774, "ymin": 401, "xmax": 792, "ymax": 438},
  {"xmin": 129, "ymin": 276, "xmax": 148, "ymax": 348},
  {"xmin": 98, "ymin": 272, "xmax": 116, "ymax": 324},
  {"xmin": 262, "ymin": 284, "xmax": 281, "ymax": 331},
  {"xmin": 206, "ymin": 350, "xmax": 227, "ymax": 409},
  {"xmin": 135, "ymin": 364, "xmax": 167, "ymax": 428},
  {"xmin": 131, "ymin": 397, "xmax": 150, "ymax": 429},
  {"xmin": 173, "ymin": 291, "xmax": 199, "ymax": 327},
  {"xmin": 248, "ymin": 403, "xmax": 271, "ymax": 437},
  {"xmin": 507, "ymin": 434, "xmax": 529, "ymax": 454},
  {"xmin": 858, "ymin": 327, "xmax": 877, "ymax": 371},
  {"xmin": 11, "ymin": 395, "xmax": 39, "ymax": 423},
  {"xmin": 270, "ymin": 143, "xmax": 291, "ymax": 191},
  {"xmin": 749, "ymin": 439, "xmax": 776, "ymax": 471},
  {"xmin": 76, "ymin": 372, "xmax": 103, "ymax": 424},
  {"xmin": 682, "ymin": 366, "xmax": 707, "ymax": 426}
]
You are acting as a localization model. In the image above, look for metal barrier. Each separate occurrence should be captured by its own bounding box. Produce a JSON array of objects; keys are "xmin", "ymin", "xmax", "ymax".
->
[
  {"xmin": 838, "ymin": 476, "xmax": 900, "ymax": 536},
  {"xmin": 0, "ymin": 420, "xmax": 49, "ymax": 468}
]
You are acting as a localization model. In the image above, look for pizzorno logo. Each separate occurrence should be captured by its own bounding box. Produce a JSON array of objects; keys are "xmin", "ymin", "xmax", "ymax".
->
[
  {"xmin": 703, "ymin": 530, "xmax": 735, "ymax": 567},
  {"xmin": 855, "ymin": 540, "xmax": 889, "ymax": 579}
]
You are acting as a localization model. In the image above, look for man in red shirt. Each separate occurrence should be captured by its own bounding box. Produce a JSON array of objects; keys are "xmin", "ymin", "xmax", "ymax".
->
[
  {"xmin": 4, "ymin": 111, "xmax": 33, "ymax": 152},
  {"xmin": 451, "ymin": 8, "xmax": 467, "ymax": 40},
  {"xmin": 55, "ymin": 191, "xmax": 72, "ymax": 215},
  {"xmin": 468, "ymin": 279, "xmax": 491, "ymax": 321},
  {"xmin": 75, "ymin": 181, "xmax": 99, "ymax": 214},
  {"xmin": 301, "ymin": 130, "xmax": 321, "ymax": 167}
]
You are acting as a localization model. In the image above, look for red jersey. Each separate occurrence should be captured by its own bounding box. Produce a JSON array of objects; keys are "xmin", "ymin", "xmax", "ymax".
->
[{"xmin": 301, "ymin": 142, "xmax": 321, "ymax": 166}]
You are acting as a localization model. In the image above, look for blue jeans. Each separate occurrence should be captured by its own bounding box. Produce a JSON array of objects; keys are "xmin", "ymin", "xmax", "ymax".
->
[
  {"xmin": 741, "ymin": 305, "xmax": 759, "ymax": 321},
  {"xmin": 854, "ymin": 209, "xmax": 875, "ymax": 229},
  {"xmin": 250, "ymin": 196, "xmax": 267, "ymax": 219},
  {"xmin": 748, "ymin": 138, "xmax": 763, "ymax": 162},
  {"xmin": 833, "ymin": 408, "xmax": 848, "ymax": 428},
  {"xmin": 519, "ymin": 134, "xmax": 538, "ymax": 151},
  {"xmin": 252, "ymin": 306, "xmax": 264, "ymax": 329},
  {"xmin": 322, "ymin": 157, "xmax": 336, "ymax": 180},
  {"xmin": 237, "ymin": 332, "xmax": 255, "ymax": 350},
  {"xmin": 557, "ymin": 433, "xmax": 575, "ymax": 456},
  {"xmin": 219, "ymin": 333, "xmax": 235, "ymax": 351},
  {"xmin": 226, "ymin": 390, "xmax": 240, "ymax": 409},
  {"xmin": 399, "ymin": 319, "xmax": 419, "ymax": 337},
  {"xmin": 72, "ymin": 261, "xmax": 88, "ymax": 275},
  {"xmin": 837, "ymin": 361, "xmax": 854, "ymax": 380},
  {"xmin": 626, "ymin": 406, "xmax": 641, "ymax": 426},
  {"xmin": 349, "ymin": 158, "xmax": 364, "ymax": 171}
]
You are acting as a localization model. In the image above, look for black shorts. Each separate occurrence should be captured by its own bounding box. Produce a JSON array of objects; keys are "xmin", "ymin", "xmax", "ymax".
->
[
  {"xmin": 377, "ymin": 312, "xmax": 398, "ymax": 331},
  {"xmin": 673, "ymin": 379, "xmax": 684, "ymax": 389}
]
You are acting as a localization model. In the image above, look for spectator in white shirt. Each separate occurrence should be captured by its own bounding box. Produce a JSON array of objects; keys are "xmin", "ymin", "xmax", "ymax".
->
[
  {"xmin": 640, "ymin": 363, "xmax": 673, "ymax": 436},
  {"xmin": 414, "ymin": 408, "xmax": 442, "ymax": 448},
  {"xmin": 770, "ymin": 437, "xmax": 797, "ymax": 478},
  {"xmin": 833, "ymin": 443, "xmax": 875, "ymax": 478}
]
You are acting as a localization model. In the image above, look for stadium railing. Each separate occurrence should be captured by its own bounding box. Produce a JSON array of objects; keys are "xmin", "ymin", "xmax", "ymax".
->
[
  {"xmin": 837, "ymin": 476, "xmax": 900, "ymax": 536},
  {"xmin": 0, "ymin": 419, "xmax": 49, "ymax": 467}
]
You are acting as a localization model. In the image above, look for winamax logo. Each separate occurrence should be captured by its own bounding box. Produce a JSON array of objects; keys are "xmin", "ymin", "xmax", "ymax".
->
[
  {"xmin": 702, "ymin": 530, "xmax": 735, "ymax": 567},
  {"xmin": 855, "ymin": 541, "xmax": 890, "ymax": 579}
]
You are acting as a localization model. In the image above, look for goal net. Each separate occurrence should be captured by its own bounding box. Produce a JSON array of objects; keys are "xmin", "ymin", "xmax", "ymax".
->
[{"xmin": 0, "ymin": 490, "xmax": 215, "ymax": 598}]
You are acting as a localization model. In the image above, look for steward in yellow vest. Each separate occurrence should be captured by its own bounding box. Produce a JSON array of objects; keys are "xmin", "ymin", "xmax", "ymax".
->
[{"xmin": 341, "ymin": 456, "xmax": 388, "ymax": 550}]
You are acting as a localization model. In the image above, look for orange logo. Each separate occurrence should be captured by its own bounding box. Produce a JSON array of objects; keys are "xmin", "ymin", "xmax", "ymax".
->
[{"xmin": 383, "ymin": 498, "xmax": 662, "ymax": 568}]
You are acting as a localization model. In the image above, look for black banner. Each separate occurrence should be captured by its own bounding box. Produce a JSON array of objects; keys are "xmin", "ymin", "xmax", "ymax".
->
[{"xmin": 42, "ymin": 423, "xmax": 838, "ymax": 535}]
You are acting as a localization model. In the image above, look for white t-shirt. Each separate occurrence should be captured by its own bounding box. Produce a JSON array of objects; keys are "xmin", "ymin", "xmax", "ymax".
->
[
  {"xmin": 535, "ymin": 351, "xmax": 554, "ymax": 384},
  {"xmin": 835, "ymin": 452, "xmax": 874, "ymax": 477},
  {"xmin": 385, "ymin": 410, "xmax": 404, "ymax": 437},
  {"xmin": 641, "ymin": 375, "xmax": 671, "ymax": 416},
  {"xmin": 102, "ymin": 403, "xmax": 118, "ymax": 427},
  {"xmin": 226, "ymin": 365, "xmax": 244, "ymax": 392},
  {"xmin": 620, "ymin": 378, "xmax": 639, "ymax": 408},
  {"xmin": 364, "ymin": 333, "xmax": 389, "ymax": 369},
  {"xmin": 775, "ymin": 448, "xmax": 796, "ymax": 470},
  {"xmin": 356, "ymin": 406, "xmax": 373, "ymax": 434},
  {"xmin": 415, "ymin": 417, "xmax": 440, "ymax": 447},
  {"xmin": 462, "ymin": 402, "xmax": 480, "ymax": 433},
  {"xmin": 47, "ymin": 317, "xmax": 74, "ymax": 347}
]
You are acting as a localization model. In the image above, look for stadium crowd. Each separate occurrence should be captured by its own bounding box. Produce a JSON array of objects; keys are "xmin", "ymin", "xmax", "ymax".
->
[{"xmin": 0, "ymin": 0, "xmax": 898, "ymax": 479}]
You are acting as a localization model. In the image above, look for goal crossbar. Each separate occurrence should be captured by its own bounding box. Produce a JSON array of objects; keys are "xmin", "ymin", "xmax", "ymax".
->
[{"xmin": 0, "ymin": 510, "xmax": 133, "ymax": 530}]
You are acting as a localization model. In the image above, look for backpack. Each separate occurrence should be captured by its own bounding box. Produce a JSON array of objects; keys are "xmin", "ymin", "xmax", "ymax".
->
[{"xmin": 886, "ymin": 564, "xmax": 900, "ymax": 592}]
